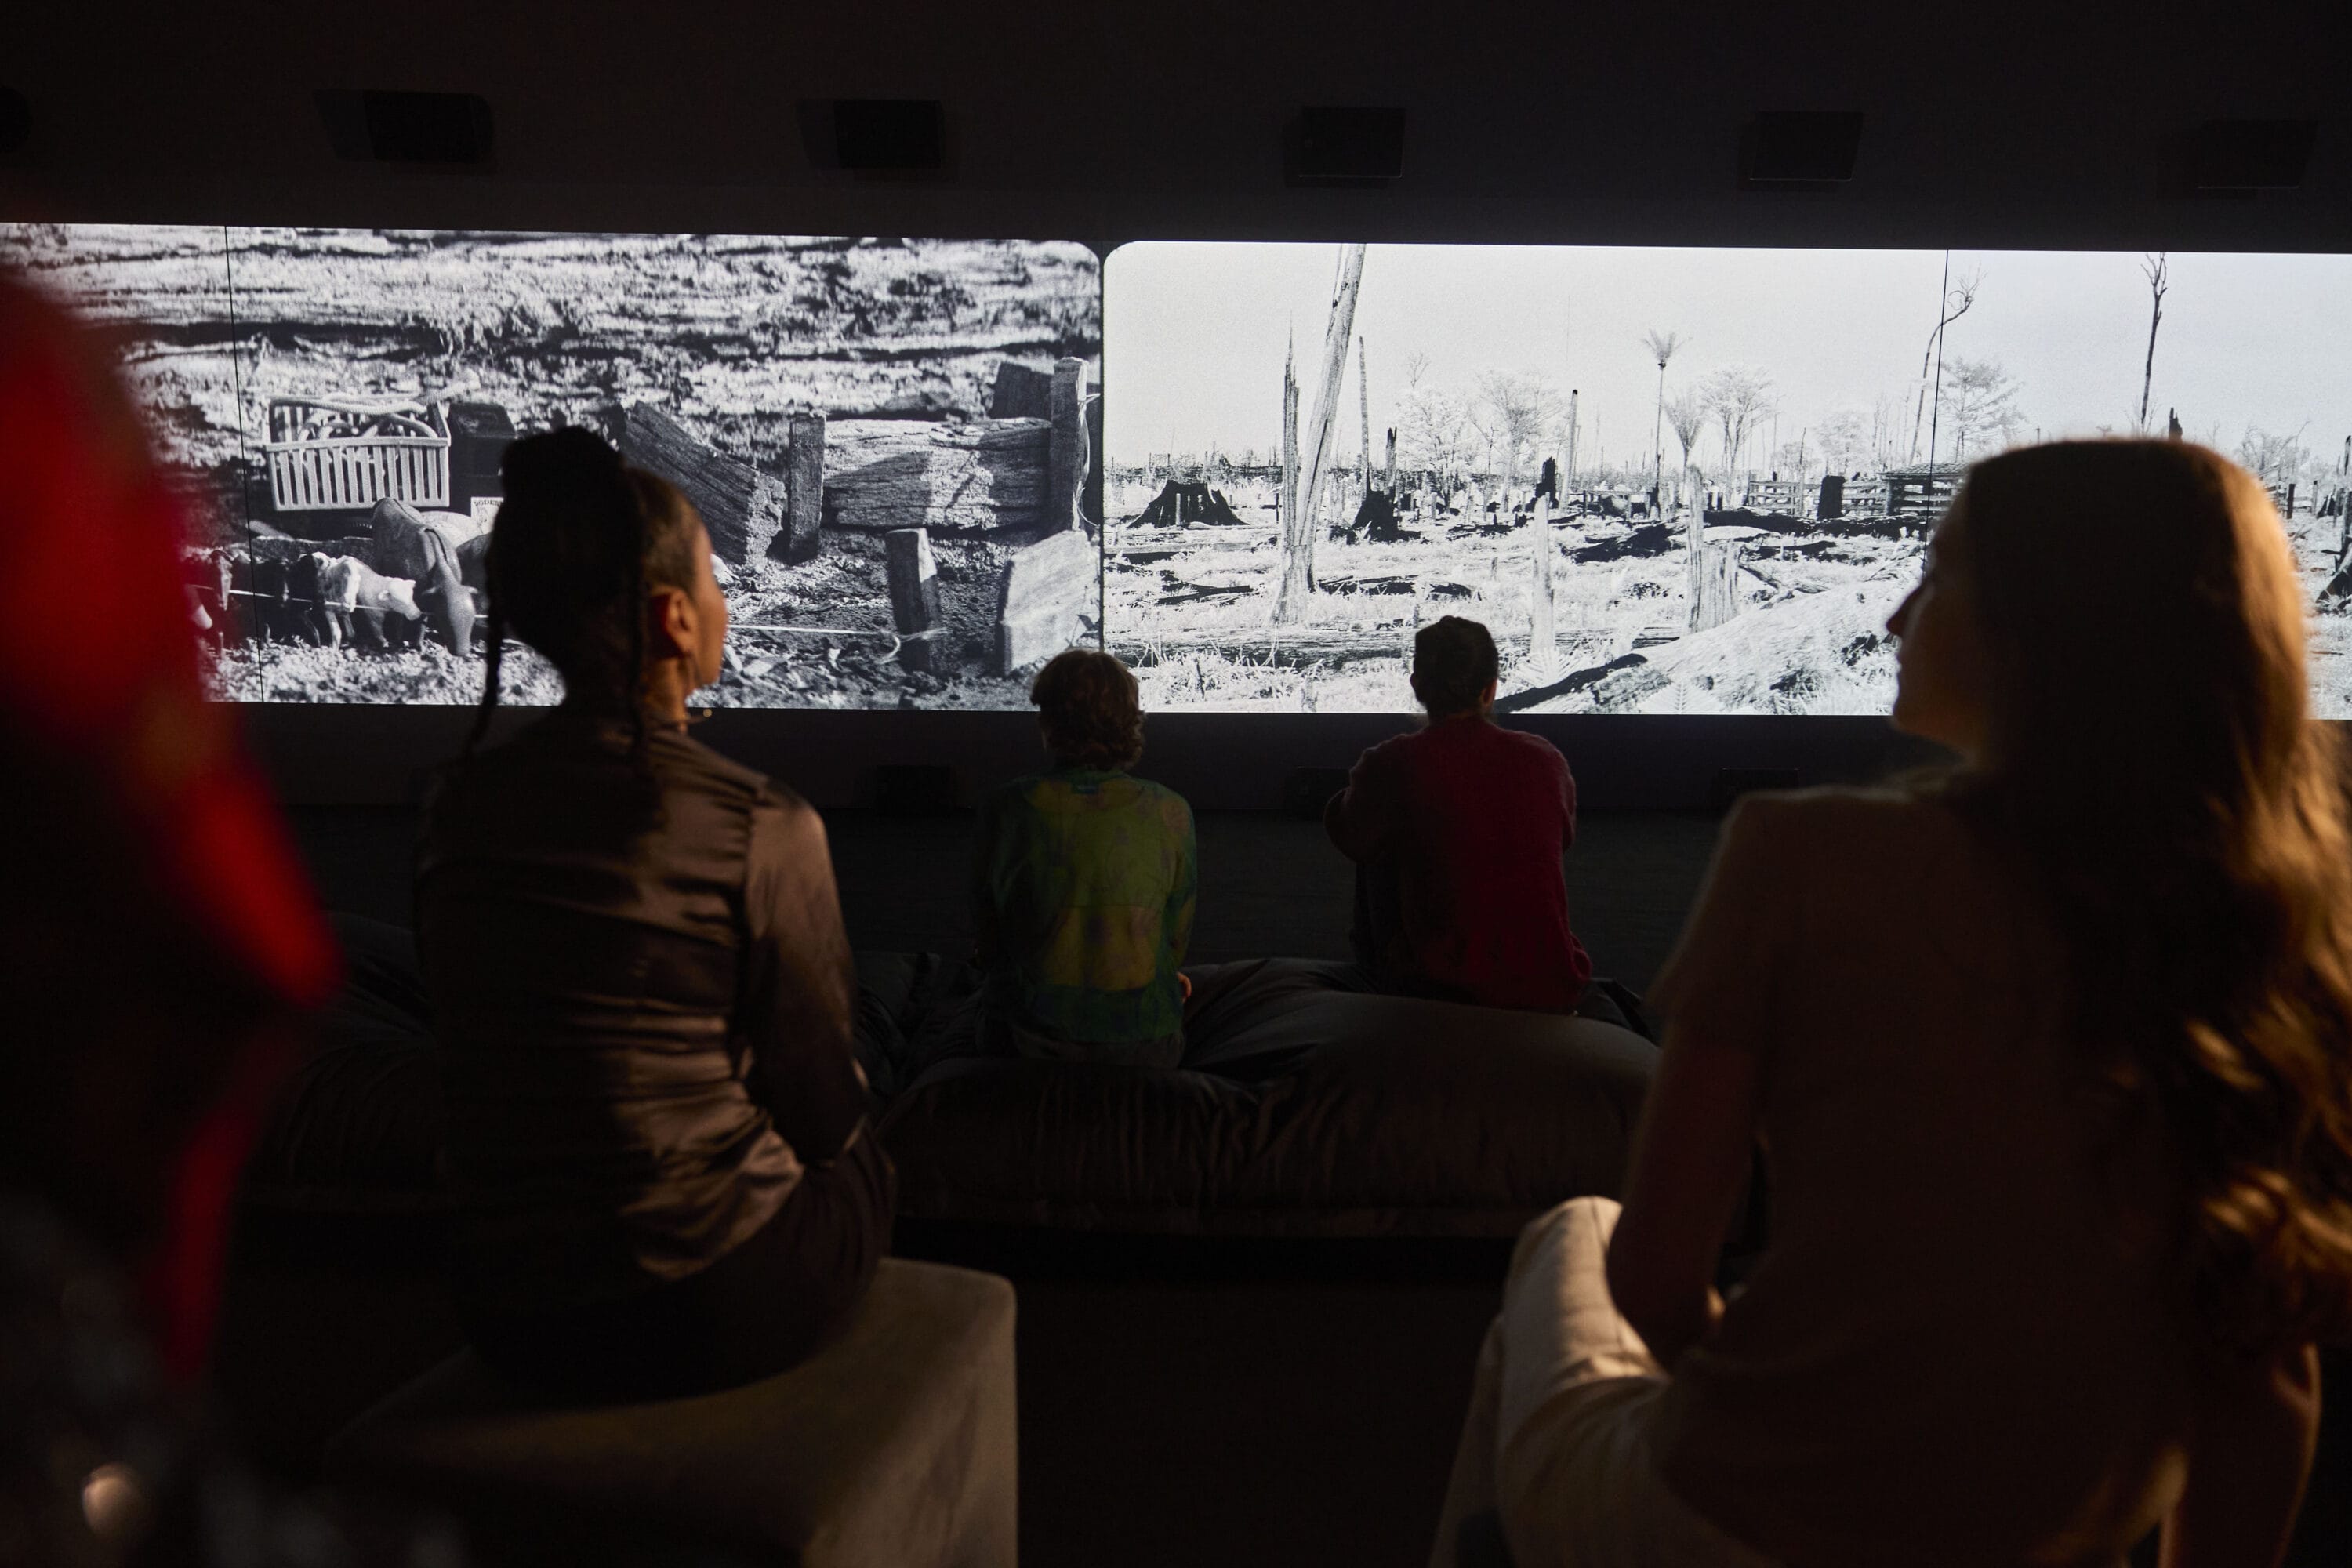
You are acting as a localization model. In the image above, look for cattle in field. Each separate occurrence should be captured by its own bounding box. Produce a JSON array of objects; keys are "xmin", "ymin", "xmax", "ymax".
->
[
  {"xmin": 367, "ymin": 499, "xmax": 478, "ymax": 655},
  {"xmin": 236, "ymin": 551, "xmax": 308, "ymax": 643},
  {"xmin": 310, "ymin": 553, "xmax": 422, "ymax": 649}
]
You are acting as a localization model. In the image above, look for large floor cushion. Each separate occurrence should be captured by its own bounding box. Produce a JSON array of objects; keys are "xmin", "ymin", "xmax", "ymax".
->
[
  {"xmin": 323, "ymin": 1258, "xmax": 1017, "ymax": 1567},
  {"xmin": 878, "ymin": 958, "xmax": 1659, "ymax": 1237}
]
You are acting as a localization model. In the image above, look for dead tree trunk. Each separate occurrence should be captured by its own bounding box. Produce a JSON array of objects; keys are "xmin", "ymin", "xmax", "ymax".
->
[
  {"xmin": 1277, "ymin": 243, "xmax": 1367, "ymax": 622},
  {"xmin": 884, "ymin": 527, "xmax": 944, "ymax": 672},
  {"xmin": 1357, "ymin": 335, "xmax": 1372, "ymax": 506},
  {"xmin": 1530, "ymin": 484, "xmax": 1557, "ymax": 676},
  {"xmin": 1686, "ymin": 460, "xmax": 1742, "ymax": 632},
  {"xmin": 1382, "ymin": 427, "xmax": 1398, "ymax": 500},
  {"xmin": 1279, "ymin": 340, "xmax": 1300, "ymax": 576},
  {"xmin": 2139, "ymin": 253, "xmax": 2168, "ymax": 434},
  {"xmin": 1564, "ymin": 390, "xmax": 1580, "ymax": 498}
]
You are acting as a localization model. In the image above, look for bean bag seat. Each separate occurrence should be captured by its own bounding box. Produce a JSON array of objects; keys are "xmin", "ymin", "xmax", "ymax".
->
[
  {"xmin": 876, "ymin": 958, "xmax": 1658, "ymax": 1238},
  {"xmin": 324, "ymin": 1258, "xmax": 1018, "ymax": 1568}
]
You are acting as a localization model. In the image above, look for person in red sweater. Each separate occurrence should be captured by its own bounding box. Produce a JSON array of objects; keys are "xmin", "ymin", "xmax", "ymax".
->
[{"xmin": 1324, "ymin": 616, "xmax": 1595, "ymax": 1014}]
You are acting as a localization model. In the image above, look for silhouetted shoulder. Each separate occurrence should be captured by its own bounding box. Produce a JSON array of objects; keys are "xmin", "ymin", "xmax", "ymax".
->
[
  {"xmin": 1723, "ymin": 784, "xmax": 1961, "ymax": 851},
  {"xmin": 1493, "ymin": 723, "xmax": 1572, "ymax": 768}
]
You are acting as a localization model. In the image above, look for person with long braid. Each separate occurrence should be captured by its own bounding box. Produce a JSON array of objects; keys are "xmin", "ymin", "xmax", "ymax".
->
[{"xmin": 415, "ymin": 427, "xmax": 888, "ymax": 1399}]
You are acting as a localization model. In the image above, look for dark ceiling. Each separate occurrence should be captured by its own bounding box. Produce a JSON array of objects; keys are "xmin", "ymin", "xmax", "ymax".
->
[{"xmin": 2, "ymin": 0, "xmax": 2347, "ymax": 252}]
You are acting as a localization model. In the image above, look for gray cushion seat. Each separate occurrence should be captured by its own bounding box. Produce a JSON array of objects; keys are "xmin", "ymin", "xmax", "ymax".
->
[
  {"xmin": 877, "ymin": 957, "xmax": 1661, "ymax": 1237},
  {"xmin": 323, "ymin": 1258, "xmax": 1018, "ymax": 1568}
]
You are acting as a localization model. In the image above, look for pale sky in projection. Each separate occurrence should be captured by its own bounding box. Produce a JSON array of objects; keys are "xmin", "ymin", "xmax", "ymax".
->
[{"xmin": 1104, "ymin": 241, "xmax": 2352, "ymax": 473}]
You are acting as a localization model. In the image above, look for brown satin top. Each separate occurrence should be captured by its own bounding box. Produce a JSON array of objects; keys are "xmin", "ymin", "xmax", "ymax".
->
[{"xmin": 415, "ymin": 710, "xmax": 867, "ymax": 1319}]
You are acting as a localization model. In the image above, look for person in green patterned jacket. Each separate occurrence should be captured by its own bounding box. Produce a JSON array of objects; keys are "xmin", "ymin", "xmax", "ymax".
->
[{"xmin": 974, "ymin": 648, "xmax": 1197, "ymax": 1067}]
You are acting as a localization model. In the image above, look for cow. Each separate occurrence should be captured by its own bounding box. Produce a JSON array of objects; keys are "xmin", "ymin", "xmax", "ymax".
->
[
  {"xmin": 310, "ymin": 553, "xmax": 423, "ymax": 649},
  {"xmin": 367, "ymin": 499, "xmax": 477, "ymax": 655},
  {"xmin": 231, "ymin": 550, "xmax": 307, "ymax": 644}
]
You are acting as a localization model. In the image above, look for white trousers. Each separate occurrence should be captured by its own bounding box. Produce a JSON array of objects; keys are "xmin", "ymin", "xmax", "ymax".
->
[{"xmin": 1430, "ymin": 1197, "xmax": 1779, "ymax": 1568}]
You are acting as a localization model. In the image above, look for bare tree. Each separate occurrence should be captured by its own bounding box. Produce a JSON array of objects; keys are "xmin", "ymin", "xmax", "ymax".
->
[
  {"xmin": 1936, "ymin": 358, "xmax": 2025, "ymax": 463},
  {"xmin": 1703, "ymin": 366, "xmax": 1777, "ymax": 484},
  {"xmin": 1475, "ymin": 370, "xmax": 1564, "ymax": 510},
  {"xmin": 1816, "ymin": 407, "xmax": 1874, "ymax": 476},
  {"xmin": 1664, "ymin": 389, "xmax": 1708, "ymax": 503},
  {"xmin": 1396, "ymin": 381, "xmax": 1475, "ymax": 484},
  {"xmin": 1402, "ymin": 350, "xmax": 1433, "ymax": 390},
  {"xmin": 1641, "ymin": 329, "xmax": 1686, "ymax": 495},
  {"xmin": 2237, "ymin": 425, "xmax": 2310, "ymax": 492},
  {"xmin": 1910, "ymin": 267, "xmax": 1983, "ymax": 463},
  {"xmin": 2139, "ymin": 252, "xmax": 2169, "ymax": 435}
]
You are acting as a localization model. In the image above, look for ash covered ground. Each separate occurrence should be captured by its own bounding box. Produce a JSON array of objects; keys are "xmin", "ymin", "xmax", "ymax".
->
[
  {"xmin": 4, "ymin": 223, "xmax": 1101, "ymax": 709},
  {"xmin": 1109, "ymin": 471, "xmax": 2352, "ymax": 719}
]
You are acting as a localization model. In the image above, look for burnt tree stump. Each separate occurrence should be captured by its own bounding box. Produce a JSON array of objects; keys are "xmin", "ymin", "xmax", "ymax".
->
[{"xmin": 621, "ymin": 401, "xmax": 785, "ymax": 566}]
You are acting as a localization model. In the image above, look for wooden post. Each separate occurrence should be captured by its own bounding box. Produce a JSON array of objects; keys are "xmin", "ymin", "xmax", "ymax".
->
[
  {"xmin": 1277, "ymin": 243, "xmax": 1367, "ymax": 623},
  {"xmin": 1530, "ymin": 481, "xmax": 1557, "ymax": 676},
  {"xmin": 782, "ymin": 410, "xmax": 826, "ymax": 564},
  {"xmin": 1357, "ymin": 335, "xmax": 1372, "ymax": 505},
  {"xmin": 1047, "ymin": 358, "xmax": 1087, "ymax": 532},
  {"xmin": 996, "ymin": 528, "xmax": 1096, "ymax": 675},
  {"xmin": 884, "ymin": 527, "xmax": 944, "ymax": 673}
]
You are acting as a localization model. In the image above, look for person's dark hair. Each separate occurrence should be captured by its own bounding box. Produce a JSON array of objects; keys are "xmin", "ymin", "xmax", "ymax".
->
[
  {"xmin": 468, "ymin": 428, "xmax": 701, "ymax": 760},
  {"xmin": 1946, "ymin": 438, "xmax": 2352, "ymax": 1356},
  {"xmin": 1031, "ymin": 648, "xmax": 1144, "ymax": 771},
  {"xmin": 1413, "ymin": 616, "xmax": 1499, "ymax": 716}
]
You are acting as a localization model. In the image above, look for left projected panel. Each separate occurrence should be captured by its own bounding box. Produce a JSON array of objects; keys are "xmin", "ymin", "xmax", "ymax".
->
[{"xmin": 0, "ymin": 225, "xmax": 1103, "ymax": 708}]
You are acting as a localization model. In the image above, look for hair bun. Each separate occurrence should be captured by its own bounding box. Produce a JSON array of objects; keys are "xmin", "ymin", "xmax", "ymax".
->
[{"xmin": 499, "ymin": 426, "xmax": 626, "ymax": 508}]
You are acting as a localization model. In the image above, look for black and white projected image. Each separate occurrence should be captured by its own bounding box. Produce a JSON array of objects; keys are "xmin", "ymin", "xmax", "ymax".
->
[
  {"xmin": 1104, "ymin": 242, "xmax": 2352, "ymax": 717},
  {"xmin": 0, "ymin": 224, "xmax": 1102, "ymax": 708}
]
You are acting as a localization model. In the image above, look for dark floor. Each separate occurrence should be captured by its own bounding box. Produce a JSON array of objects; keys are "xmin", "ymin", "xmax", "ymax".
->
[
  {"xmin": 270, "ymin": 803, "xmax": 2352, "ymax": 1568},
  {"xmin": 277, "ymin": 800, "xmax": 1719, "ymax": 1568}
]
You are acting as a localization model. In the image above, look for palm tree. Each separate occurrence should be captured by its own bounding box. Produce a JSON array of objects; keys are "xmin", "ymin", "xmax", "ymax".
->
[{"xmin": 1642, "ymin": 329, "xmax": 1686, "ymax": 509}]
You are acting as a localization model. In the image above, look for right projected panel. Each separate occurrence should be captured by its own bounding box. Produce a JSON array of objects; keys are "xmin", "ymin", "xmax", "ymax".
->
[{"xmin": 1105, "ymin": 243, "xmax": 2352, "ymax": 717}]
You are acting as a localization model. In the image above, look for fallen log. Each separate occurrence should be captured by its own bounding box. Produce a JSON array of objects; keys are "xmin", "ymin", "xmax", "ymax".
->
[
  {"xmin": 1494, "ymin": 652, "xmax": 1666, "ymax": 714},
  {"xmin": 1109, "ymin": 622, "xmax": 1417, "ymax": 670},
  {"xmin": 621, "ymin": 401, "xmax": 786, "ymax": 565},
  {"xmin": 824, "ymin": 418, "xmax": 1051, "ymax": 538}
]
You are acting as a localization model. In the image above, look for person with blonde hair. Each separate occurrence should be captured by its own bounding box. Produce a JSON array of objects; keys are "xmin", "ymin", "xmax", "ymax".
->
[
  {"xmin": 974, "ymin": 647, "xmax": 1196, "ymax": 1067},
  {"xmin": 1436, "ymin": 441, "xmax": 2352, "ymax": 1567}
]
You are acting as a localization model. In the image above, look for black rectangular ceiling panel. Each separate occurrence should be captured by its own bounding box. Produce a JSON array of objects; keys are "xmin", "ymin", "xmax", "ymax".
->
[
  {"xmin": 0, "ymin": 85, "xmax": 29, "ymax": 154},
  {"xmin": 832, "ymin": 100, "xmax": 946, "ymax": 172},
  {"xmin": 317, "ymin": 90, "xmax": 493, "ymax": 164},
  {"xmin": 1289, "ymin": 106, "xmax": 1407, "ymax": 186},
  {"xmin": 1742, "ymin": 111, "xmax": 1864, "ymax": 185},
  {"xmin": 2191, "ymin": 119, "xmax": 2317, "ymax": 190}
]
